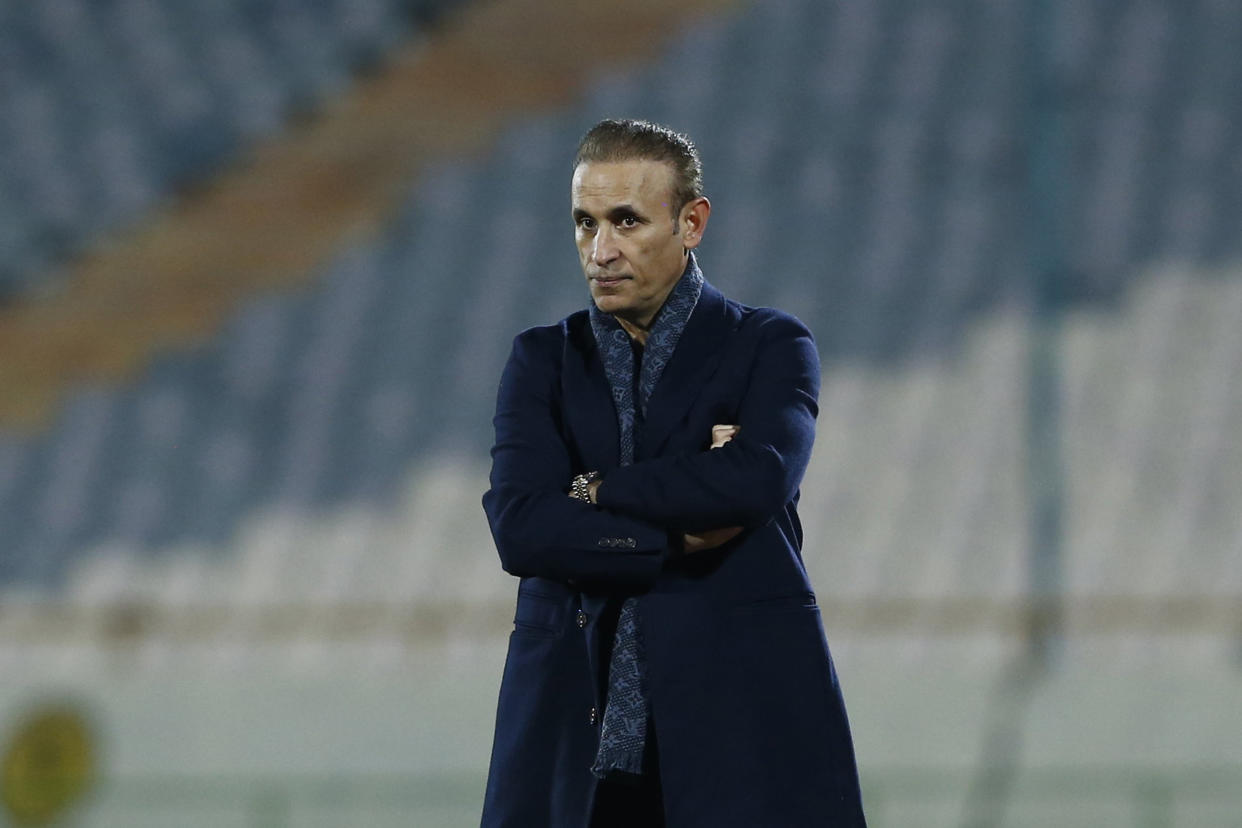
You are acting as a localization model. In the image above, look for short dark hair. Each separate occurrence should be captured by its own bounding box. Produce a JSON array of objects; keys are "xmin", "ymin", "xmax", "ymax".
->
[{"xmin": 573, "ymin": 119, "xmax": 704, "ymax": 215}]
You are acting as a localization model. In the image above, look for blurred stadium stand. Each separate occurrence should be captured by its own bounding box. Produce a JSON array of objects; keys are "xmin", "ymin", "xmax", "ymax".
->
[
  {"xmin": 2, "ymin": 0, "xmax": 1242, "ymax": 825},
  {"xmin": 0, "ymin": 0, "xmax": 452, "ymax": 301}
]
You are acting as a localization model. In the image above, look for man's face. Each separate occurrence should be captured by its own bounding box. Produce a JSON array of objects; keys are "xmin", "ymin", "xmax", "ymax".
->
[{"xmin": 571, "ymin": 159, "xmax": 705, "ymax": 329}]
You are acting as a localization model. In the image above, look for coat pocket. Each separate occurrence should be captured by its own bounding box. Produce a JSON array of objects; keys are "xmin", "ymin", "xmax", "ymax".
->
[
  {"xmin": 726, "ymin": 592, "xmax": 818, "ymax": 615},
  {"xmin": 512, "ymin": 587, "xmax": 568, "ymax": 638}
]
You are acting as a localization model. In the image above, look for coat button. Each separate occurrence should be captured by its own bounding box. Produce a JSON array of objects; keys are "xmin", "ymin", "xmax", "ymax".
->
[
  {"xmin": 588, "ymin": 706, "xmax": 598, "ymax": 726},
  {"xmin": 576, "ymin": 610, "xmax": 588, "ymax": 628}
]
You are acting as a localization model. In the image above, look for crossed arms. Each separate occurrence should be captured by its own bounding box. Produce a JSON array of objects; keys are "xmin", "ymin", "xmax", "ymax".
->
[
  {"xmin": 575, "ymin": 425, "xmax": 742, "ymax": 552},
  {"xmin": 482, "ymin": 312, "xmax": 819, "ymax": 588}
]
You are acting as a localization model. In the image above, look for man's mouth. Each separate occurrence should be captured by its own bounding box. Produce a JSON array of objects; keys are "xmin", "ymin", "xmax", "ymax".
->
[{"xmin": 591, "ymin": 274, "xmax": 630, "ymax": 288}]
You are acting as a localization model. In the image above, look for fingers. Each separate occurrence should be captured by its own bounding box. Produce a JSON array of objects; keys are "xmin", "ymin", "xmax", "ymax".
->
[
  {"xmin": 710, "ymin": 423, "xmax": 739, "ymax": 449},
  {"xmin": 682, "ymin": 526, "xmax": 744, "ymax": 553}
]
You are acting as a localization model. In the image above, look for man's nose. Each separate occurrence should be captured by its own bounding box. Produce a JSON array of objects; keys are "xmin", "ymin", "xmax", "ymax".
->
[{"xmin": 592, "ymin": 225, "xmax": 619, "ymax": 265}]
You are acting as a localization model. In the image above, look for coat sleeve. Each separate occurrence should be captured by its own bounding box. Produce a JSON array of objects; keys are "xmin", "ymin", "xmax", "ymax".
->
[
  {"xmin": 595, "ymin": 311, "xmax": 819, "ymax": 532},
  {"xmin": 482, "ymin": 327, "xmax": 675, "ymax": 587}
]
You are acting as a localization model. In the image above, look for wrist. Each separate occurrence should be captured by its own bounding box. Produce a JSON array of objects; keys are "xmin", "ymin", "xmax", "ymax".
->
[{"xmin": 569, "ymin": 471, "xmax": 600, "ymax": 503}]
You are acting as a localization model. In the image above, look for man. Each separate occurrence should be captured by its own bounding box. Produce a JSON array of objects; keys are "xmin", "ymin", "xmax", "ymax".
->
[{"xmin": 481, "ymin": 119, "xmax": 866, "ymax": 827}]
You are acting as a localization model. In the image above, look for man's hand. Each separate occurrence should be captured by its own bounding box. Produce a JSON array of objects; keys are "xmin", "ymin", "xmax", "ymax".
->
[
  {"xmin": 683, "ymin": 525, "xmax": 743, "ymax": 552},
  {"xmin": 683, "ymin": 424, "xmax": 743, "ymax": 552},
  {"xmin": 710, "ymin": 423, "xmax": 739, "ymax": 449}
]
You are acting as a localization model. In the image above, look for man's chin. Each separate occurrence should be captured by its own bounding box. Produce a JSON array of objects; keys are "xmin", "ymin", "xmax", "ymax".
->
[{"xmin": 590, "ymin": 293, "xmax": 629, "ymax": 315}]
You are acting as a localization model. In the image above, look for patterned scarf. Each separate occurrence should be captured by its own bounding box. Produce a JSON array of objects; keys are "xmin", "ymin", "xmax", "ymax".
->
[{"xmin": 588, "ymin": 253, "xmax": 704, "ymax": 778}]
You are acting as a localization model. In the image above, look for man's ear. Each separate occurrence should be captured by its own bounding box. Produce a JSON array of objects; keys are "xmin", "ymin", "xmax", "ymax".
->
[{"xmin": 679, "ymin": 197, "xmax": 711, "ymax": 250}]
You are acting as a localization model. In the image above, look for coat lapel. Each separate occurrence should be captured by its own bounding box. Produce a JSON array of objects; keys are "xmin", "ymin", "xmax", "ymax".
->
[
  {"xmin": 639, "ymin": 282, "xmax": 735, "ymax": 458},
  {"xmin": 561, "ymin": 314, "xmax": 622, "ymax": 471}
]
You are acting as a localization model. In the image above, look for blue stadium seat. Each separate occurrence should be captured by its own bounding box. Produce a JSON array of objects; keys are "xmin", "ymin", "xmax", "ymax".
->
[{"xmin": 0, "ymin": 0, "xmax": 446, "ymax": 301}]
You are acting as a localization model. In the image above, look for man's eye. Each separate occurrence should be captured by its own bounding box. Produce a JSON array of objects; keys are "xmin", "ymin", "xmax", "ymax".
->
[
  {"xmin": 578, "ymin": 217, "xmax": 595, "ymax": 230},
  {"xmin": 620, "ymin": 217, "xmax": 638, "ymax": 228}
]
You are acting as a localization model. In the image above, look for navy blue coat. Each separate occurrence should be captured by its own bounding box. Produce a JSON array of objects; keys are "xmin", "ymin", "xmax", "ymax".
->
[{"xmin": 481, "ymin": 281, "xmax": 866, "ymax": 827}]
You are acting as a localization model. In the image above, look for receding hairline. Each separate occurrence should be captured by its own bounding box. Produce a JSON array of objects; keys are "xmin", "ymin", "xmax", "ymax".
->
[
  {"xmin": 571, "ymin": 157, "xmax": 681, "ymax": 188},
  {"xmin": 572, "ymin": 118, "xmax": 704, "ymax": 214}
]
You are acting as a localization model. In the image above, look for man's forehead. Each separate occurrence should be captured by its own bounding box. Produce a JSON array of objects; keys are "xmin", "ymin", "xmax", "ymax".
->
[{"xmin": 571, "ymin": 159, "xmax": 675, "ymax": 208}]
